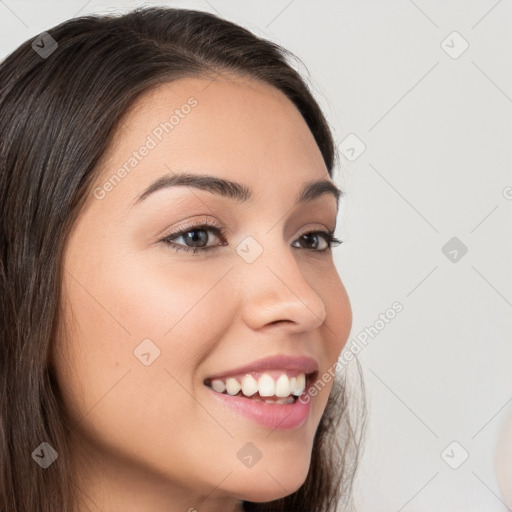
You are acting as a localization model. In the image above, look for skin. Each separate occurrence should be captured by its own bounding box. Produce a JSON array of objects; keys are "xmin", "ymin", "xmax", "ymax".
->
[{"xmin": 51, "ymin": 74, "xmax": 352, "ymax": 512}]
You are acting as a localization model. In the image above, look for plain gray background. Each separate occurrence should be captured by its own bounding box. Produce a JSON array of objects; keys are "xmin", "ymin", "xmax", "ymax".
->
[{"xmin": 1, "ymin": 1, "xmax": 511, "ymax": 510}]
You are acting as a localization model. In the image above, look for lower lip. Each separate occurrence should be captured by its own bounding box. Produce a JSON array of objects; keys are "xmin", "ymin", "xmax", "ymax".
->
[{"xmin": 206, "ymin": 387, "xmax": 312, "ymax": 430}]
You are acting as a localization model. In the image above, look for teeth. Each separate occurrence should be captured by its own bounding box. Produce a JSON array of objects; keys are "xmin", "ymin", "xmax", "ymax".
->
[
  {"xmin": 292, "ymin": 373, "xmax": 306, "ymax": 396},
  {"xmin": 211, "ymin": 379, "xmax": 226, "ymax": 393},
  {"xmin": 207, "ymin": 371, "xmax": 308, "ymax": 400},
  {"xmin": 275, "ymin": 374, "xmax": 291, "ymax": 397},
  {"xmin": 258, "ymin": 374, "xmax": 275, "ymax": 397},
  {"xmin": 241, "ymin": 375, "xmax": 258, "ymax": 397},
  {"xmin": 252, "ymin": 395, "xmax": 295, "ymax": 405},
  {"xmin": 226, "ymin": 377, "xmax": 241, "ymax": 396}
]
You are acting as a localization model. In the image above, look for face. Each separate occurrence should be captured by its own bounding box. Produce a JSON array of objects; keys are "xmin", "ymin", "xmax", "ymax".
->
[{"xmin": 51, "ymin": 74, "xmax": 352, "ymax": 511}]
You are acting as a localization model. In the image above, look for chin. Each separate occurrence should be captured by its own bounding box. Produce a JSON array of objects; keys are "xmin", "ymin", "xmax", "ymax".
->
[{"xmin": 231, "ymin": 459, "xmax": 311, "ymax": 503}]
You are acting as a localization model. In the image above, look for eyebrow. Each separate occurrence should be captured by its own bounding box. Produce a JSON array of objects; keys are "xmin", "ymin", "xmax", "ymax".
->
[{"xmin": 132, "ymin": 172, "xmax": 343, "ymax": 209}]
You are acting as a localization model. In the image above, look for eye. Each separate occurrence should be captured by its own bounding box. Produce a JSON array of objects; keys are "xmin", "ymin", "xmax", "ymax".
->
[
  {"xmin": 160, "ymin": 221, "xmax": 227, "ymax": 255},
  {"xmin": 160, "ymin": 222, "xmax": 343, "ymax": 255},
  {"xmin": 292, "ymin": 231, "xmax": 343, "ymax": 252}
]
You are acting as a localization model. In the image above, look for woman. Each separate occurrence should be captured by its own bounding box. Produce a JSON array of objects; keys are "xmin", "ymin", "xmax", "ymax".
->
[{"xmin": 0, "ymin": 7, "xmax": 365, "ymax": 512}]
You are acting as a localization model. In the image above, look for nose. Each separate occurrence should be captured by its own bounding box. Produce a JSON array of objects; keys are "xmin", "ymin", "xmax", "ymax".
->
[{"xmin": 238, "ymin": 240, "xmax": 327, "ymax": 334}]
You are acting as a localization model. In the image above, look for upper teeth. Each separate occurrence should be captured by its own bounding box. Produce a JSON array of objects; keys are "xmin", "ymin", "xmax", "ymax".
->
[{"xmin": 209, "ymin": 372, "xmax": 306, "ymax": 398}]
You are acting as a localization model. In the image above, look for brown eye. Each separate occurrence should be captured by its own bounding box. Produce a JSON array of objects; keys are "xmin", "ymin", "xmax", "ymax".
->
[
  {"xmin": 293, "ymin": 231, "xmax": 343, "ymax": 252},
  {"xmin": 161, "ymin": 224, "xmax": 227, "ymax": 255}
]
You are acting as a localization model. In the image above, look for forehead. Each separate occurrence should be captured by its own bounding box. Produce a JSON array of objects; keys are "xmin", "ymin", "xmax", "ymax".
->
[{"xmin": 91, "ymin": 74, "xmax": 329, "ymax": 210}]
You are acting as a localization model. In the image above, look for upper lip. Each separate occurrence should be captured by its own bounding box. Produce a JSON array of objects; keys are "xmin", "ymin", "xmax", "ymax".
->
[{"xmin": 204, "ymin": 354, "xmax": 319, "ymax": 381}]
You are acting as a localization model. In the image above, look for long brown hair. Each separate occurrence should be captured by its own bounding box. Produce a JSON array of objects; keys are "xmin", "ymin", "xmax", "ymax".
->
[{"xmin": 0, "ymin": 7, "xmax": 366, "ymax": 511}]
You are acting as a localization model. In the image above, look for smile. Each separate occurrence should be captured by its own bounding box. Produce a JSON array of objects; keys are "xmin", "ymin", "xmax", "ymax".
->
[
  {"xmin": 204, "ymin": 369, "xmax": 318, "ymax": 430},
  {"xmin": 204, "ymin": 370, "xmax": 309, "ymax": 405}
]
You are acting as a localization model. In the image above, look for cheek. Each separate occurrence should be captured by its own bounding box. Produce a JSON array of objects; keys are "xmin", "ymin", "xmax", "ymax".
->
[
  {"xmin": 56, "ymin": 248, "xmax": 232, "ymax": 403},
  {"xmin": 308, "ymin": 269, "xmax": 352, "ymax": 418},
  {"xmin": 52, "ymin": 249, "xmax": 241, "ymax": 480},
  {"xmin": 324, "ymin": 270, "xmax": 352, "ymax": 363}
]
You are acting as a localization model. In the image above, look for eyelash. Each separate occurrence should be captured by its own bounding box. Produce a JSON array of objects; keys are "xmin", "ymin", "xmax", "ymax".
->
[{"xmin": 160, "ymin": 222, "xmax": 343, "ymax": 255}]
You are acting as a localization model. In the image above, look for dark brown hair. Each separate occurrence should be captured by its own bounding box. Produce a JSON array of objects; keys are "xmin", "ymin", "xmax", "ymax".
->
[{"xmin": 0, "ymin": 7, "xmax": 365, "ymax": 511}]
